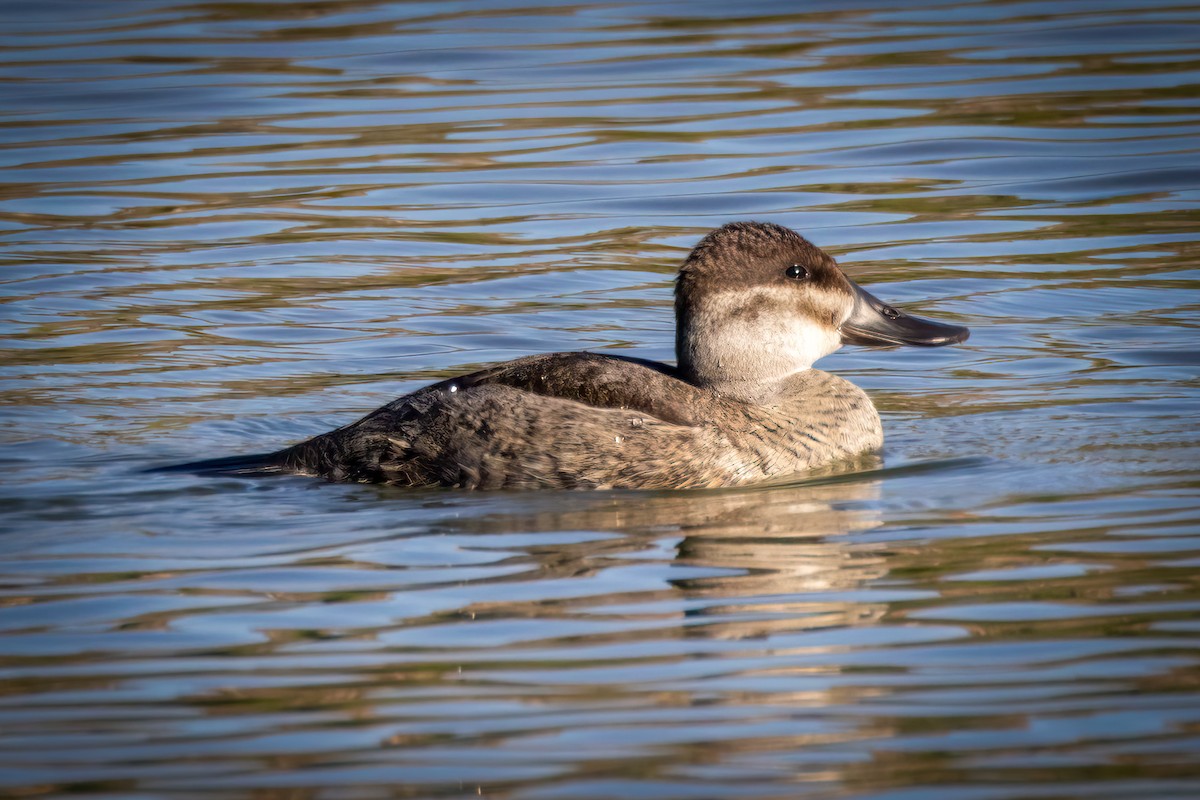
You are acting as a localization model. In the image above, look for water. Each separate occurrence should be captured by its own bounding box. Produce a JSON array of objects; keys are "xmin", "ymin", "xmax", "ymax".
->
[{"xmin": 1, "ymin": 0, "xmax": 1198, "ymax": 796}]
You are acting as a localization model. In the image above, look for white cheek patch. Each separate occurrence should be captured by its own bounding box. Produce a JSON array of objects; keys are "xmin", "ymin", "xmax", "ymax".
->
[
  {"xmin": 681, "ymin": 288, "xmax": 847, "ymax": 386},
  {"xmin": 783, "ymin": 316, "xmax": 843, "ymax": 367}
]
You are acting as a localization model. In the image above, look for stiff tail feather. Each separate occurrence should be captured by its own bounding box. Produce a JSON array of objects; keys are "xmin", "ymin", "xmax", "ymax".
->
[{"xmin": 147, "ymin": 451, "xmax": 285, "ymax": 476}]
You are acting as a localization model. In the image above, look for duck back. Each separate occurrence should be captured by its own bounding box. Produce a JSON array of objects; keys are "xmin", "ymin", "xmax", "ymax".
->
[{"xmin": 257, "ymin": 353, "xmax": 881, "ymax": 490}]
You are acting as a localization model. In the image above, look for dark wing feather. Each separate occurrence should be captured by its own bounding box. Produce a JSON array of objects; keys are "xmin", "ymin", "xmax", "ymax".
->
[
  {"xmin": 408, "ymin": 352, "xmax": 706, "ymax": 426},
  {"xmin": 269, "ymin": 352, "xmax": 715, "ymax": 486}
]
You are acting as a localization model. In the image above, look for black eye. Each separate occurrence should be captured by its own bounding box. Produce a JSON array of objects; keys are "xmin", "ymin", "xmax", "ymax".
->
[{"xmin": 785, "ymin": 264, "xmax": 809, "ymax": 280}]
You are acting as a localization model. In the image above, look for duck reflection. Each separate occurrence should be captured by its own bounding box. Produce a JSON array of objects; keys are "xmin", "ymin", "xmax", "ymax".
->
[
  {"xmin": 430, "ymin": 459, "xmax": 888, "ymax": 641},
  {"xmin": 669, "ymin": 474, "xmax": 889, "ymax": 639}
]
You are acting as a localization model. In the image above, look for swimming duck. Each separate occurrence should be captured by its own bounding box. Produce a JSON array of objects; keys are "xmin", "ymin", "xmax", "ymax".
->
[{"xmin": 179, "ymin": 222, "xmax": 968, "ymax": 490}]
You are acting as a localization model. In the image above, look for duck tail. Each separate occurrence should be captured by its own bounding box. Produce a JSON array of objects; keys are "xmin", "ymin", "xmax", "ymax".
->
[{"xmin": 147, "ymin": 451, "xmax": 285, "ymax": 476}]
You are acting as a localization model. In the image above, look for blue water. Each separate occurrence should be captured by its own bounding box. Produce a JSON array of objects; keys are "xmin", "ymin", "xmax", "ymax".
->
[{"xmin": 1, "ymin": 1, "xmax": 1198, "ymax": 797}]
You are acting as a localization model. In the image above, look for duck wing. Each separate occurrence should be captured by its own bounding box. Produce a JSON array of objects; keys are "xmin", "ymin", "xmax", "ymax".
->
[
  {"xmin": 392, "ymin": 352, "xmax": 706, "ymax": 426},
  {"xmin": 272, "ymin": 352, "xmax": 721, "ymax": 488}
]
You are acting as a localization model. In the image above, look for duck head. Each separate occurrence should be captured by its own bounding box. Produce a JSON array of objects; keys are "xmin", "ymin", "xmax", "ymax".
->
[{"xmin": 675, "ymin": 221, "xmax": 968, "ymax": 399}]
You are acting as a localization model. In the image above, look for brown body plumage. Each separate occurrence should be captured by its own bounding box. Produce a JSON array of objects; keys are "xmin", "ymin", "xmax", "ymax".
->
[
  {"xmin": 171, "ymin": 222, "xmax": 968, "ymax": 490},
  {"xmin": 269, "ymin": 352, "xmax": 882, "ymax": 490}
]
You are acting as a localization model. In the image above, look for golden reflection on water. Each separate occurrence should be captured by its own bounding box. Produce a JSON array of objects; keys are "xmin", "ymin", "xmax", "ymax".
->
[{"xmin": 1, "ymin": 0, "xmax": 1199, "ymax": 797}]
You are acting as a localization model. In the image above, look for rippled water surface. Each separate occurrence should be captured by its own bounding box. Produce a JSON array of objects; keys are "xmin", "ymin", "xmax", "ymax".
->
[{"xmin": 2, "ymin": 1, "xmax": 1199, "ymax": 797}]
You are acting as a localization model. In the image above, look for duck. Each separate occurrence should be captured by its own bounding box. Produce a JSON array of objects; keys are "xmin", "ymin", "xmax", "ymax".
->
[{"xmin": 173, "ymin": 222, "xmax": 968, "ymax": 490}]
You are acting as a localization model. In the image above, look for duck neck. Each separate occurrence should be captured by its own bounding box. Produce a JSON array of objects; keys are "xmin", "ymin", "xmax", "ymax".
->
[{"xmin": 675, "ymin": 290, "xmax": 842, "ymax": 403}]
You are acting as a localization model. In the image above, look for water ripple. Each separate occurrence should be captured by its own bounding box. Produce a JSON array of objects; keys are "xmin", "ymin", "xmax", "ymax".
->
[{"xmin": 1, "ymin": 0, "xmax": 1198, "ymax": 797}]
